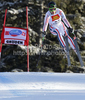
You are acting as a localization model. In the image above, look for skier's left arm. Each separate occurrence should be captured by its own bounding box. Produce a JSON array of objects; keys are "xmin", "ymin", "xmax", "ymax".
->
[{"xmin": 60, "ymin": 9, "xmax": 74, "ymax": 33}]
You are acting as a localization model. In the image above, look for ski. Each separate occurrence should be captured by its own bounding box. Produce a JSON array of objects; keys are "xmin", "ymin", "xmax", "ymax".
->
[{"xmin": 73, "ymin": 35, "xmax": 84, "ymax": 67}]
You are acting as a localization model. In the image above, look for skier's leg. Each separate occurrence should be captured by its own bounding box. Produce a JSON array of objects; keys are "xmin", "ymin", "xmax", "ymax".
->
[
  {"xmin": 50, "ymin": 27, "xmax": 71, "ymax": 66},
  {"xmin": 66, "ymin": 31, "xmax": 77, "ymax": 54},
  {"xmin": 49, "ymin": 26, "xmax": 66, "ymax": 51},
  {"xmin": 55, "ymin": 29, "xmax": 66, "ymax": 49}
]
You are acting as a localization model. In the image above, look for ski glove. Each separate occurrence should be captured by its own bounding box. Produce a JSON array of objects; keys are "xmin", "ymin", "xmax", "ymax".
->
[
  {"xmin": 42, "ymin": 31, "xmax": 46, "ymax": 38},
  {"xmin": 68, "ymin": 27, "xmax": 74, "ymax": 33}
]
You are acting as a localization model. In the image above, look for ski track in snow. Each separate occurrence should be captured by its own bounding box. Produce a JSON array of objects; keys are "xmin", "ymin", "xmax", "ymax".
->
[{"xmin": 0, "ymin": 72, "xmax": 85, "ymax": 100}]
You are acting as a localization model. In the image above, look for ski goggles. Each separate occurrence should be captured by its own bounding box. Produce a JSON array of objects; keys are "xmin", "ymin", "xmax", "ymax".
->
[{"xmin": 49, "ymin": 7, "xmax": 56, "ymax": 12}]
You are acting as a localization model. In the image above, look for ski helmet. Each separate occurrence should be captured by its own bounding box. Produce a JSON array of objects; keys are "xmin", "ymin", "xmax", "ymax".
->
[{"xmin": 48, "ymin": 1, "xmax": 56, "ymax": 8}]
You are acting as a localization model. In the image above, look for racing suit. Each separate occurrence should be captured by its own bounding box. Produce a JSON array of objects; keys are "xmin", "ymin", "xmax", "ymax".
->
[{"xmin": 43, "ymin": 8, "xmax": 76, "ymax": 51}]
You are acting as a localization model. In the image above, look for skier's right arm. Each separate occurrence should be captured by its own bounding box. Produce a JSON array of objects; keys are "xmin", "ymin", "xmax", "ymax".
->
[
  {"xmin": 42, "ymin": 12, "xmax": 50, "ymax": 38},
  {"xmin": 43, "ymin": 12, "xmax": 49, "ymax": 32}
]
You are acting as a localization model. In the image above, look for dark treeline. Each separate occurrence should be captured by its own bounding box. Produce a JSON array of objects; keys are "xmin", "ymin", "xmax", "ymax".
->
[{"xmin": 0, "ymin": 0, "xmax": 85, "ymax": 73}]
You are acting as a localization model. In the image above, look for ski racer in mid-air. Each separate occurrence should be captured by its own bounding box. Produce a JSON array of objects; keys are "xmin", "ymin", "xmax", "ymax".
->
[{"xmin": 42, "ymin": 1, "xmax": 77, "ymax": 54}]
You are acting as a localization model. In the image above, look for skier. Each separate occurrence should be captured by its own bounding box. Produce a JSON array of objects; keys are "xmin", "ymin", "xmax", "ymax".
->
[{"xmin": 42, "ymin": 1, "xmax": 76, "ymax": 54}]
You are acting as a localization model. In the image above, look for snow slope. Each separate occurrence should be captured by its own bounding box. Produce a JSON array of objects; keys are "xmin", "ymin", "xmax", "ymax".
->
[{"xmin": 0, "ymin": 72, "xmax": 85, "ymax": 100}]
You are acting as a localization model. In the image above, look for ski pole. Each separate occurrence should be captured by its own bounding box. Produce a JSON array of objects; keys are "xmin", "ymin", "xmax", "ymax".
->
[
  {"xmin": 72, "ymin": 31, "xmax": 83, "ymax": 44},
  {"xmin": 72, "ymin": 31, "xmax": 83, "ymax": 45},
  {"xmin": 36, "ymin": 37, "xmax": 45, "ymax": 67}
]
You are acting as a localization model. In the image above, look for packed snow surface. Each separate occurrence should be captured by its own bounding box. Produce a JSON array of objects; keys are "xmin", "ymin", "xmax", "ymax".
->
[{"xmin": 0, "ymin": 72, "xmax": 85, "ymax": 100}]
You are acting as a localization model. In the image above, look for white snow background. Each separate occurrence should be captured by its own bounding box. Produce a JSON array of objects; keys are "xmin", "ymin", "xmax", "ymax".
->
[{"xmin": 0, "ymin": 72, "xmax": 85, "ymax": 100}]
